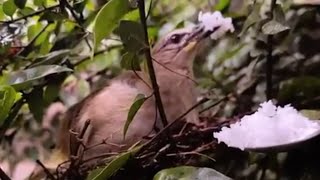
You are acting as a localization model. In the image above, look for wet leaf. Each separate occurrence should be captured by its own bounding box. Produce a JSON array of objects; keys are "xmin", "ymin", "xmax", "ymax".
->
[
  {"xmin": 93, "ymin": 0, "xmax": 131, "ymax": 49},
  {"xmin": 153, "ymin": 166, "xmax": 232, "ymax": 180},
  {"xmin": 123, "ymin": 94, "xmax": 146, "ymax": 139},
  {"xmin": 30, "ymin": 49, "xmax": 70, "ymax": 67},
  {"xmin": 0, "ymin": 65, "xmax": 72, "ymax": 91},
  {"xmin": 262, "ymin": 20, "xmax": 289, "ymax": 35},
  {"xmin": 119, "ymin": 20, "xmax": 145, "ymax": 52}
]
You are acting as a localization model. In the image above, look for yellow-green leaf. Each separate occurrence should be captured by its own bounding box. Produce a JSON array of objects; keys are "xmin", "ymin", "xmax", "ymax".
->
[
  {"xmin": 93, "ymin": 0, "xmax": 131, "ymax": 49},
  {"xmin": 123, "ymin": 94, "xmax": 146, "ymax": 139}
]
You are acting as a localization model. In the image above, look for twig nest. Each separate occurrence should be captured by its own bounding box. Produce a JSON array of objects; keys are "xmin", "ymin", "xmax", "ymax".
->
[
  {"xmin": 213, "ymin": 101, "xmax": 320, "ymax": 150},
  {"xmin": 198, "ymin": 11, "xmax": 234, "ymax": 40}
]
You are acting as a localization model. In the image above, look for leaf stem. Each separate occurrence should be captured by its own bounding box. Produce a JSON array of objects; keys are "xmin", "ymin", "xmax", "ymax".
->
[
  {"xmin": 137, "ymin": 0, "xmax": 168, "ymax": 127},
  {"xmin": 266, "ymin": 0, "xmax": 277, "ymax": 100}
]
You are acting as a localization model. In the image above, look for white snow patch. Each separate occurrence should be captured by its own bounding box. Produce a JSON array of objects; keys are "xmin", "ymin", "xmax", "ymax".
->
[{"xmin": 213, "ymin": 101, "xmax": 320, "ymax": 150}]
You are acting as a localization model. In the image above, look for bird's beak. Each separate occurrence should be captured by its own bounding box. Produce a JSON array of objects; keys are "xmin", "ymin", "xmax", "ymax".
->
[{"xmin": 183, "ymin": 24, "xmax": 217, "ymax": 52}]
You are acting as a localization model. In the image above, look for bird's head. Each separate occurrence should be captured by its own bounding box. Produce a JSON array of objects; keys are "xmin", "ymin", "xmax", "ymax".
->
[{"xmin": 151, "ymin": 24, "xmax": 216, "ymax": 71}]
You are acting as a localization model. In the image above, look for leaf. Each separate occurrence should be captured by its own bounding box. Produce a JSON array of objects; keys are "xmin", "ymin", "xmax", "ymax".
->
[
  {"xmin": 43, "ymin": 83, "xmax": 60, "ymax": 104},
  {"xmin": 93, "ymin": 0, "xmax": 131, "ymax": 49},
  {"xmin": 120, "ymin": 52, "xmax": 141, "ymax": 70},
  {"xmin": 238, "ymin": 3, "xmax": 261, "ymax": 37},
  {"xmin": 27, "ymin": 24, "xmax": 43, "ymax": 41},
  {"xmin": 118, "ymin": 20, "xmax": 145, "ymax": 52},
  {"xmin": 123, "ymin": 94, "xmax": 146, "ymax": 139},
  {"xmin": 0, "ymin": 85, "xmax": 17, "ymax": 126},
  {"xmin": 39, "ymin": 11, "xmax": 67, "ymax": 22},
  {"xmin": 3, "ymin": 0, "xmax": 17, "ymax": 17},
  {"xmin": 30, "ymin": 49, "xmax": 70, "ymax": 67},
  {"xmin": 26, "ymin": 87, "xmax": 44, "ymax": 121},
  {"xmin": 278, "ymin": 76, "xmax": 320, "ymax": 105},
  {"xmin": 0, "ymin": 65, "xmax": 73, "ymax": 91},
  {"xmin": 262, "ymin": 20, "xmax": 289, "ymax": 35},
  {"xmin": 14, "ymin": 0, "xmax": 26, "ymax": 9},
  {"xmin": 86, "ymin": 151, "xmax": 132, "ymax": 180},
  {"xmin": 153, "ymin": 166, "xmax": 232, "ymax": 180},
  {"xmin": 214, "ymin": 0, "xmax": 230, "ymax": 11},
  {"xmin": 33, "ymin": 0, "xmax": 47, "ymax": 7},
  {"xmin": 18, "ymin": 6, "xmax": 35, "ymax": 16}
]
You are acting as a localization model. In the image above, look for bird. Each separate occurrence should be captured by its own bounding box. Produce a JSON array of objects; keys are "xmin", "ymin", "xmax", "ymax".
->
[{"xmin": 55, "ymin": 24, "xmax": 216, "ymax": 165}]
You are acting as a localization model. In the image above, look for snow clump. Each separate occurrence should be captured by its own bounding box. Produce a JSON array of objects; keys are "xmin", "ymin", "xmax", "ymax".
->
[
  {"xmin": 213, "ymin": 101, "xmax": 320, "ymax": 150},
  {"xmin": 198, "ymin": 11, "xmax": 234, "ymax": 40}
]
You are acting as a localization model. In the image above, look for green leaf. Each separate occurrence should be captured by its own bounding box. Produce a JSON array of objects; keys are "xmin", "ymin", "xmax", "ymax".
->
[
  {"xmin": 86, "ymin": 151, "xmax": 131, "ymax": 180},
  {"xmin": 39, "ymin": 11, "xmax": 67, "ymax": 22},
  {"xmin": 278, "ymin": 76, "xmax": 320, "ymax": 105},
  {"xmin": 27, "ymin": 23, "xmax": 43, "ymax": 41},
  {"xmin": 0, "ymin": 5, "xmax": 5, "ymax": 20},
  {"xmin": 123, "ymin": 94, "xmax": 146, "ymax": 139},
  {"xmin": 3, "ymin": 0, "xmax": 17, "ymax": 17},
  {"xmin": 262, "ymin": 20, "xmax": 289, "ymax": 35},
  {"xmin": 33, "ymin": 0, "xmax": 47, "ymax": 7},
  {"xmin": 120, "ymin": 52, "xmax": 141, "ymax": 70},
  {"xmin": 30, "ymin": 49, "xmax": 70, "ymax": 67},
  {"xmin": 14, "ymin": 0, "xmax": 27, "ymax": 9},
  {"xmin": 18, "ymin": 6, "xmax": 35, "ymax": 16},
  {"xmin": 0, "ymin": 65, "xmax": 73, "ymax": 91},
  {"xmin": 26, "ymin": 87, "xmax": 44, "ymax": 121},
  {"xmin": 93, "ymin": 0, "xmax": 131, "ymax": 49},
  {"xmin": 214, "ymin": 0, "xmax": 230, "ymax": 11},
  {"xmin": 153, "ymin": 166, "xmax": 232, "ymax": 180},
  {"xmin": 0, "ymin": 85, "xmax": 17, "ymax": 126},
  {"xmin": 44, "ymin": 83, "xmax": 60, "ymax": 104},
  {"xmin": 119, "ymin": 20, "xmax": 145, "ymax": 52},
  {"xmin": 238, "ymin": 3, "xmax": 261, "ymax": 37}
]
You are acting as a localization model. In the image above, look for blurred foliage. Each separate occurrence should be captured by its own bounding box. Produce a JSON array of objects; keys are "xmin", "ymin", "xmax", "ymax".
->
[{"xmin": 0, "ymin": 0, "xmax": 320, "ymax": 179}]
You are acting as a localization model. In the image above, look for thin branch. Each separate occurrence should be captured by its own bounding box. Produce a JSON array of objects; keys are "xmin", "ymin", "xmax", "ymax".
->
[
  {"xmin": 137, "ymin": 0, "xmax": 168, "ymax": 127},
  {"xmin": 19, "ymin": 23, "xmax": 50, "ymax": 58},
  {"xmin": 266, "ymin": 0, "xmax": 277, "ymax": 100},
  {"xmin": 0, "ymin": 167, "xmax": 11, "ymax": 180},
  {"xmin": 137, "ymin": 98, "xmax": 209, "ymax": 154},
  {"xmin": 0, "ymin": 5, "xmax": 60, "ymax": 24},
  {"xmin": 152, "ymin": 58, "xmax": 198, "ymax": 84},
  {"xmin": 199, "ymin": 96, "xmax": 228, "ymax": 114},
  {"xmin": 36, "ymin": 160, "xmax": 56, "ymax": 180},
  {"xmin": 73, "ymin": 45, "xmax": 122, "ymax": 66},
  {"xmin": 72, "ymin": 119, "xmax": 91, "ymax": 157}
]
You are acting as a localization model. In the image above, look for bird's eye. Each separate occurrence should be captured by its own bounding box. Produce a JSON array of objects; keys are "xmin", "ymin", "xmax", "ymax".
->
[{"xmin": 170, "ymin": 34, "xmax": 184, "ymax": 44}]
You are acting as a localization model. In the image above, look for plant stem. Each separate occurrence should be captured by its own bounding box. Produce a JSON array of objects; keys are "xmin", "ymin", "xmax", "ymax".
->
[
  {"xmin": 137, "ymin": 0, "xmax": 168, "ymax": 127},
  {"xmin": 266, "ymin": 0, "xmax": 277, "ymax": 100}
]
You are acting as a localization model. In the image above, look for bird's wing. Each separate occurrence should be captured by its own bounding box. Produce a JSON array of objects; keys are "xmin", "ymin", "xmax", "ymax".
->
[{"xmin": 57, "ymin": 71, "xmax": 152, "ymax": 156}]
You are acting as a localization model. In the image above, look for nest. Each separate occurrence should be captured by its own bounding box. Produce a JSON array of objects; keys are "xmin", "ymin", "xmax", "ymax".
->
[{"xmin": 37, "ymin": 117, "xmax": 244, "ymax": 180}]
